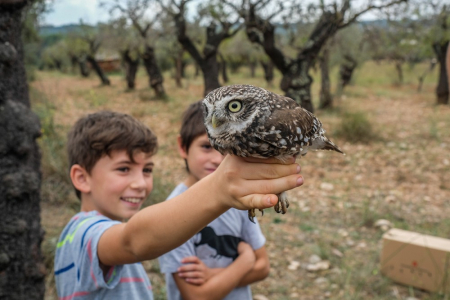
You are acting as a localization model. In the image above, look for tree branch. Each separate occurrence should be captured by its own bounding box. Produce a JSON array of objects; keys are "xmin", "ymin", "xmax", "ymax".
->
[{"xmin": 340, "ymin": 0, "xmax": 407, "ymax": 29}]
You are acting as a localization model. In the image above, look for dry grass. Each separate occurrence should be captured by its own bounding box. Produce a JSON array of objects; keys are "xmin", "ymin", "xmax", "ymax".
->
[{"xmin": 32, "ymin": 61, "xmax": 450, "ymax": 300}]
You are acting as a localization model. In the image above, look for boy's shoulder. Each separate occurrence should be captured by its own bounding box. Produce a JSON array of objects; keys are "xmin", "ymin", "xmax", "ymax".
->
[
  {"xmin": 166, "ymin": 183, "xmax": 189, "ymax": 200},
  {"xmin": 57, "ymin": 211, "xmax": 118, "ymax": 249}
]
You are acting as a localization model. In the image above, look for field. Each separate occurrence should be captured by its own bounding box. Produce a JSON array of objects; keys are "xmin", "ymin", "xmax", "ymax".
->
[{"xmin": 31, "ymin": 61, "xmax": 450, "ymax": 300}]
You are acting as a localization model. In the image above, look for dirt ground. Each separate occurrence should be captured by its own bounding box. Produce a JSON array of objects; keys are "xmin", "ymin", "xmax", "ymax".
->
[{"xmin": 32, "ymin": 62, "xmax": 450, "ymax": 300}]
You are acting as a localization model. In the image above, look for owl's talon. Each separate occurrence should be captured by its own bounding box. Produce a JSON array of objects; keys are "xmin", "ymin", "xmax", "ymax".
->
[
  {"xmin": 275, "ymin": 191, "xmax": 289, "ymax": 214},
  {"xmin": 259, "ymin": 209, "xmax": 264, "ymax": 217},
  {"xmin": 274, "ymin": 201, "xmax": 281, "ymax": 213},
  {"xmin": 248, "ymin": 209, "xmax": 256, "ymax": 223}
]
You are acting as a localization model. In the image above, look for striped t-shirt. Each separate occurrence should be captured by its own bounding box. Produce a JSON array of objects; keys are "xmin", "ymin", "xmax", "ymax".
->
[{"xmin": 54, "ymin": 211, "xmax": 153, "ymax": 300}]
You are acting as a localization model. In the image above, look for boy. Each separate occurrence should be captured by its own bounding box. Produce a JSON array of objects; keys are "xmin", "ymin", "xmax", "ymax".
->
[
  {"xmin": 158, "ymin": 101, "xmax": 271, "ymax": 300},
  {"xmin": 54, "ymin": 110, "xmax": 303, "ymax": 299}
]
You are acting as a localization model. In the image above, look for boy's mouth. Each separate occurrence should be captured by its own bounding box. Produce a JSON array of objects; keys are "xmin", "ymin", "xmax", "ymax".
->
[{"xmin": 121, "ymin": 197, "xmax": 142, "ymax": 204}]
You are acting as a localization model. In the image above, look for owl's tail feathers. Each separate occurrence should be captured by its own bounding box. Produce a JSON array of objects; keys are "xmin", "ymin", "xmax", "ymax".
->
[{"xmin": 323, "ymin": 138, "xmax": 345, "ymax": 155}]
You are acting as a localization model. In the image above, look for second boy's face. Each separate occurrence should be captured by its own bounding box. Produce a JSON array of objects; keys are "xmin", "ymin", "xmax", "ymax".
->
[
  {"xmin": 81, "ymin": 150, "xmax": 154, "ymax": 221},
  {"xmin": 181, "ymin": 134, "xmax": 224, "ymax": 185}
]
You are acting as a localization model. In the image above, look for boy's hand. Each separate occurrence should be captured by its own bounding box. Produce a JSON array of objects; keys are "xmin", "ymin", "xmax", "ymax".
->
[
  {"xmin": 237, "ymin": 242, "xmax": 256, "ymax": 265},
  {"xmin": 177, "ymin": 256, "xmax": 219, "ymax": 285},
  {"xmin": 210, "ymin": 155, "xmax": 303, "ymax": 211}
]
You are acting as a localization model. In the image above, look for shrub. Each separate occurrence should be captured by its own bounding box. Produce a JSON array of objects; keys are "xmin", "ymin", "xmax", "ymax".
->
[{"xmin": 335, "ymin": 111, "xmax": 378, "ymax": 143}]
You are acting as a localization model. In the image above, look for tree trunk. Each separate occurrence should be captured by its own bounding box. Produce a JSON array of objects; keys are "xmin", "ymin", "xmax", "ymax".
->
[
  {"xmin": 395, "ymin": 60, "xmax": 403, "ymax": 85},
  {"xmin": 433, "ymin": 42, "xmax": 449, "ymax": 105},
  {"xmin": 260, "ymin": 60, "xmax": 274, "ymax": 86},
  {"xmin": 319, "ymin": 45, "xmax": 332, "ymax": 109},
  {"xmin": 280, "ymin": 60, "xmax": 315, "ymax": 113},
  {"xmin": 69, "ymin": 54, "xmax": 78, "ymax": 74},
  {"xmin": 0, "ymin": 1, "xmax": 46, "ymax": 299},
  {"xmin": 218, "ymin": 53, "xmax": 228, "ymax": 84},
  {"xmin": 141, "ymin": 45, "xmax": 166, "ymax": 99},
  {"xmin": 201, "ymin": 54, "xmax": 221, "ymax": 96},
  {"xmin": 181, "ymin": 60, "xmax": 186, "ymax": 78},
  {"xmin": 249, "ymin": 61, "xmax": 256, "ymax": 78},
  {"xmin": 194, "ymin": 63, "xmax": 200, "ymax": 78},
  {"xmin": 173, "ymin": 49, "xmax": 183, "ymax": 88},
  {"xmin": 417, "ymin": 60, "xmax": 437, "ymax": 93},
  {"xmin": 336, "ymin": 54, "xmax": 357, "ymax": 95},
  {"xmin": 86, "ymin": 55, "xmax": 110, "ymax": 86},
  {"xmin": 121, "ymin": 50, "xmax": 139, "ymax": 90},
  {"xmin": 78, "ymin": 56, "xmax": 90, "ymax": 77}
]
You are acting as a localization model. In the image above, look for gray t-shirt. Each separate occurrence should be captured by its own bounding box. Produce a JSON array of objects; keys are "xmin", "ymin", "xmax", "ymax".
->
[
  {"xmin": 55, "ymin": 211, "xmax": 154, "ymax": 299},
  {"xmin": 158, "ymin": 183, "xmax": 266, "ymax": 300}
]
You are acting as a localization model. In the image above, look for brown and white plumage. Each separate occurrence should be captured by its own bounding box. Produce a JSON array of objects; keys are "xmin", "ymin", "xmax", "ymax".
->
[{"xmin": 202, "ymin": 84, "xmax": 343, "ymax": 222}]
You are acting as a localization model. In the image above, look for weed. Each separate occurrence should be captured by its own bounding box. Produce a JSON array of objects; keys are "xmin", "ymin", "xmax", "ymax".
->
[{"xmin": 335, "ymin": 111, "xmax": 378, "ymax": 144}]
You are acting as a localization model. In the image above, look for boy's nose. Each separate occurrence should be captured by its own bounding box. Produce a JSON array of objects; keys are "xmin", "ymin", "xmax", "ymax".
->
[
  {"xmin": 130, "ymin": 174, "xmax": 147, "ymax": 190},
  {"xmin": 211, "ymin": 151, "xmax": 225, "ymax": 165}
]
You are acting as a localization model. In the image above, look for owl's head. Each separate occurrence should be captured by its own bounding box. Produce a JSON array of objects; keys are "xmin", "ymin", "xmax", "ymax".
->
[{"xmin": 202, "ymin": 85, "xmax": 270, "ymax": 139}]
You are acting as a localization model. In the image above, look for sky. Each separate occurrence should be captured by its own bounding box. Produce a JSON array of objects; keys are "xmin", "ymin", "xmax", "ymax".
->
[
  {"xmin": 43, "ymin": 0, "xmax": 111, "ymax": 26},
  {"xmin": 43, "ymin": 0, "xmax": 379, "ymax": 27}
]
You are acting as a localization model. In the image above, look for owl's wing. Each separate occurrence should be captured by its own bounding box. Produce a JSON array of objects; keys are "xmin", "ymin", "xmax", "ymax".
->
[{"xmin": 255, "ymin": 102, "xmax": 320, "ymax": 149}]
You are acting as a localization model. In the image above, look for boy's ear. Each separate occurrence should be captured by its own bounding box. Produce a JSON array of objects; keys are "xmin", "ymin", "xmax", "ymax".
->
[
  {"xmin": 177, "ymin": 135, "xmax": 188, "ymax": 159},
  {"xmin": 70, "ymin": 164, "xmax": 91, "ymax": 194}
]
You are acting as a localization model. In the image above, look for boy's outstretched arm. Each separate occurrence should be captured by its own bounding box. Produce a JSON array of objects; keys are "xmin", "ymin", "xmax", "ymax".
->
[
  {"xmin": 173, "ymin": 242, "xmax": 256, "ymax": 300},
  {"xmin": 98, "ymin": 155, "xmax": 303, "ymax": 266}
]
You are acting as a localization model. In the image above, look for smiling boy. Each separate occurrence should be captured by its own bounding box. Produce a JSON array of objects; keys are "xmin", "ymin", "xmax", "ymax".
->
[
  {"xmin": 54, "ymin": 110, "xmax": 304, "ymax": 299},
  {"xmin": 158, "ymin": 101, "xmax": 272, "ymax": 300}
]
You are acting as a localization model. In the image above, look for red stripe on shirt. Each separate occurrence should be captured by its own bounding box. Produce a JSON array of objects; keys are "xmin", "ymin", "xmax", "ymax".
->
[
  {"xmin": 120, "ymin": 277, "xmax": 145, "ymax": 283},
  {"xmin": 59, "ymin": 291, "xmax": 90, "ymax": 300}
]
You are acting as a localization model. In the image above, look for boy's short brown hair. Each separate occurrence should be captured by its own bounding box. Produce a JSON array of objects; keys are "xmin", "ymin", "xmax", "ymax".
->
[
  {"xmin": 67, "ymin": 111, "xmax": 158, "ymax": 199},
  {"xmin": 179, "ymin": 101, "xmax": 206, "ymax": 153}
]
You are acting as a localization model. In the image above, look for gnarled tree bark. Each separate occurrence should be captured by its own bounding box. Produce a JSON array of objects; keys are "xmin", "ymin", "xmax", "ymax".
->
[
  {"xmin": 86, "ymin": 55, "xmax": 110, "ymax": 85},
  {"xmin": 121, "ymin": 49, "xmax": 139, "ymax": 90},
  {"xmin": 166, "ymin": 0, "xmax": 240, "ymax": 96},
  {"xmin": 0, "ymin": 1, "xmax": 46, "ymax": 299},
  {"xmin": 337, "ymin": 54, "xmax": 357, "ymax": 95},
  {"xmin": 260, "ymin": 60, "xmax": 274, "ymax": 86},
  {"xmin": 319, "ymin": 43, "xmax": 332, "ymax": 109},
  {"xmin": 434, "ymin": 41, "xmax": 449, "ymax": 105},
  {"xmin": 230, "ymin": 0, "xmax": 406, "ymax": 113}
]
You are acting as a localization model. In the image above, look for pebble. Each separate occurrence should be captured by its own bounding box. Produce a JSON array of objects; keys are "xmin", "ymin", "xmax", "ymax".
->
[
  {"xmin": 314, "ymin": 277, "xmax": 329, "ymax": 289},
  {"xmin": 309, "ymin": 254, "xmax": 322, "ymax": 264},
  {"xmin": 374, "ymin": 219, "xmax": 392, "ymax": 231},
  {"xmin": 253, "ymin": 295, "xmax": 269, "ymax": 300}
]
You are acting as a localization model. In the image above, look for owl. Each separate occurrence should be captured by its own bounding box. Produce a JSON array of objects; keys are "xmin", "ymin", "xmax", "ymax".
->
[{"xmin": 202, "ymin": 84, "xmax": 343, "ymax": 222}]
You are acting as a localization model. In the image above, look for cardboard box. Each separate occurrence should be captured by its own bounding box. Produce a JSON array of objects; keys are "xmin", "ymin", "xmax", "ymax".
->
[{"xmin": 380, "ymin": 228, "xmax": 450, "ymax": 293}]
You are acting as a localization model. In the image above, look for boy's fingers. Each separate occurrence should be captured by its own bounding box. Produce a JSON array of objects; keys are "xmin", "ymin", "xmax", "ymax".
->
[
  {"xmin": 181, "ymin": 256, "xmax": 199, "ymax": 264},
  {"xmin": 241, "ymin": 163, "xmax": 301, "ymax": 180},
  {"xmin": 235, "ymin": 175, "xmax": 304, "ymax": 209},
  {"xmin": 241, "ymin": 156, "xmax": 296, "ymax": 164},
  {"xmin": 238, "ymin": 194, "xmax": 278, "ymax": 210},
  {"xmin": 179, "ymin": 270, "xmax": 201, "ymax": 278}
]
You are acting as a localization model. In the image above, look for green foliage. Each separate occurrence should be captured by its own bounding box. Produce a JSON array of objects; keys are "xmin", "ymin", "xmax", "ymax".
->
[{"xmin": 335, "ymin": 111, "xmax": 378, "ymax": 144}]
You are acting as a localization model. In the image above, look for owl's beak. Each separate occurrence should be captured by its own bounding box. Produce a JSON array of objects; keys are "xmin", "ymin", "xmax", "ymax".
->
[{"xmin": 212, "ymin": 114, "xmax": 224, "ymax": 128}]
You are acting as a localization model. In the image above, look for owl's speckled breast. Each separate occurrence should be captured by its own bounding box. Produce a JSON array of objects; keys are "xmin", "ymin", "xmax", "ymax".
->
[{"xmin": 211, "ymin": 118, "xmax": 301, "ymax": 160}]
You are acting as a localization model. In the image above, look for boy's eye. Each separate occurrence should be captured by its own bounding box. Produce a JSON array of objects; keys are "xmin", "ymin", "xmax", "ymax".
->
[
  {"xmin": 143, "ymin": 168, "xmax": 153, "ymax": 174},
  {"xmin": 117, "ymin": 167, "xmax": 129, "ymax": 172},
  {"xmin": 201, "ymin": 144, "xmax": 212, "ymax": 150}
]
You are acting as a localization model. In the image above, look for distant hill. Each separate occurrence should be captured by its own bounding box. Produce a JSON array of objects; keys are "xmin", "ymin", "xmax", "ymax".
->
[
  {"xmin": 39, "ymin": 24, "xmax": 93, "ymax": 36},
  {"xmin": 39, "ymin": 19, "xmax": 387, "ymax": 37}
]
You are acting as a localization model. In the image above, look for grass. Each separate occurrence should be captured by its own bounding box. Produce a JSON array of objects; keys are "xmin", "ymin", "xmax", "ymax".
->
[{"xmin": 30, "ymin": 60, "xmax": 450, "ymax": 300}]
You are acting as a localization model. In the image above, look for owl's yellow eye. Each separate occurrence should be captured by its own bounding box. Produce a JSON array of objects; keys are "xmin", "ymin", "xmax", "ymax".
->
[{"xmin": 228, "ymin": 100, "xmax": 242, "ymax": 113}]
